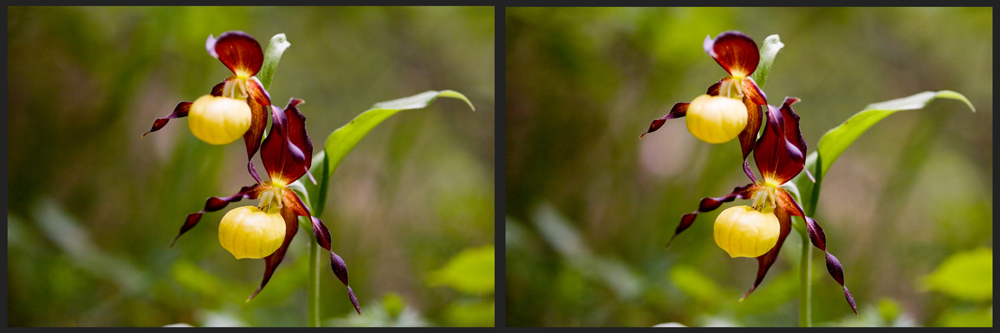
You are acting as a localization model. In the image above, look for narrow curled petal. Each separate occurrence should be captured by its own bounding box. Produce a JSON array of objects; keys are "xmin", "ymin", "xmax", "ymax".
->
[
  {"xmin": 283, "ymin": 190, "xmax": 331, "ymax": 252},
  {"xmin": 666, "ymin": 183, "xmax": 759, "ymax": 249},
  {"xmin": 640, "ymin": 103, "xmax": 688, "ymax": 139},
  {"xmin": 247, "ymin": 205, "xmax": 299, "ymax": 302},
  {"xmin": 739, "ymin": 206, "xmax": 792, "ymax": 301},
  {"xmin": 142, "ymin": 102, "xmax": 191, "ymax": 138},
  {"xmin": 282, "ymin": 189, "xmax": 359, "ymax": 314},
  {"xmin": 207, "ymin": 31, "xmax": 264, "ymax": 77},
  {"xmin": 754, "ymin": 100, "xmax": 805, "ymax": 184},
  {"xmin": 169, "ymin": 184, "xmax": 262, "ymax": 248},
  {"xmin": 741, "ymin": 77, "xmax": 767, "ymax": 106},
  {"xmin": 261, "ymin": 99, "xmax": 312, "ymax": 184},
  {"xmin": 738, "ymin": 96, "xmax": 764, "ymax": 182},
  {"xmin": 704, "ymin": 31, "xmax": 760, "ymax": 77},
  {"xmin": 241, "ymin": 97, "xmax": 268, "ymax": 183},
  {"xmin": 775, "ymin": 188, "xmax": 858, "ymax": 315},
  {"xmin": 348, "ymin": 287, "xmax": 362, "ymax": 315}
]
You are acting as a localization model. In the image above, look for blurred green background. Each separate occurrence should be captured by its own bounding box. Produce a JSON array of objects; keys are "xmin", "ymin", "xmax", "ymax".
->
[
  {"xmin": 505, "ymin": 7, "xmax": 991, "ymax": 327},
  {"xmin": 8, "ymin": 6, "xmax": 494, "ymax": 327}
]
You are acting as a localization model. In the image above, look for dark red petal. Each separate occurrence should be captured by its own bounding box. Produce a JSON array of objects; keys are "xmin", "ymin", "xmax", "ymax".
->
[
  {"xmin": 282, "ymin": 190, "xmax": 331, "ymax": 252},
  {"xmin": 348, "ymin": 287, "xmax": 362, "ymax": 315},
  {"xmin": 247, "ymin": 206, "xmax": 299, "ymax": 302},
  {"xmin": 738, "ymin": 96, "xmax": 764, "ymax": 182},
  {"xmin": 242, "ymin": 95, "xmax": 269, "ymax": 184},
  {"xmin": 210, "ymin": 80, "xmax": 225, "ymax": 97},
  {"xmin": 742, "ymin": 77, "xmax": 767, "ymax": 106},
  {"xmin": 281, "ymin": 189, "xmax": 359, "ymax": 313},
  {"xmin": 826, "ymin": 252, "xmax": 859, "ymax": 315},
  {"xmin": 754, "ymin": 100, "xmax": 805, "ymax": 184},
  {"xmin": 262, "ymin": 100, "xmax": 311, "ymax": 184},
  {"xmin": 707, "ymin": 79, "xmax": 723, "ymax": 96},
  {"xmin": 704, "ymin": 31, "xmax": 760, "ymax": 77},
  {"xmin": 206, "ymin": 31, "xmax": 263, "ymax": 77},
  {"xmin": 780, "ymin": 98, "xmax": 807, "ymax": 168},
  {"xmin": 640, "ymin": 103, "xmax": 688, "ymax": 139},
  {"xmin": 740, "ymin": 206, "xmax": 793, "ymax": 301},
  {"xmin": 666, "ymin": 183, "xmax": 759, "ymax": 249},
  {"xmin": 245, "ymin": 77, "xmax": 271, "ymax": 107},
  {"xmin": 168, "ymin": 184, "xmax": 262, "ymax": 248},
  {"xmin": 141, "ymin": 102, "xmax": 191, "ymax": 138},
  {"xmin": 775, "ymin": 188, "xmax": 858, "ymax": 315}
]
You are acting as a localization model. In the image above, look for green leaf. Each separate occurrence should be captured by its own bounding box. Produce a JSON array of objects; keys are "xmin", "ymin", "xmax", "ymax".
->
[
  {"xmin": 920, "ymin": 248, "xmax": 992, "ymax": 302},
  {"xmin": 426, "ymin": 245, "xmax": 494, "ymax": 295},
  {"xmin": 750, "ymin": 34, "xmax": 783, "ymax": 90},
  {"xmin": 323, "ymin": 90, "xmax": 475, "ymax": 181},
  {"xmin": 256, "ymin": 33, "xmax": 291, "ymax": 91},
  {"xmin": 793, "ymin": 91, "xmax": 974, "ymax": 215},
  {"xmin": 815, "ymin": 90, "xmax": 974, "ymax": 178},
  {"xmin": 937, "ymin": 307, "xmax": 993, "ymax": 327}
]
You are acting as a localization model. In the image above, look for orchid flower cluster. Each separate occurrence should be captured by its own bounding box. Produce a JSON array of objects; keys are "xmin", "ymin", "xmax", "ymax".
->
[
  {"xmin": 143, "ymin": 31, "xmax": 360, "ymax": 315},
  {"xmin": 641, "ymin": 31, "xmax": 856, "ymax": 315}
]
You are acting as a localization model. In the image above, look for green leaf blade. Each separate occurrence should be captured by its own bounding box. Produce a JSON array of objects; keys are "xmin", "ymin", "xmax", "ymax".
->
[
  {"xmin": 426, "ymin": 245, "xmax": 495, "ymax": 295},
  {"xmin": 257, "ymin": 33, "xmax": 291, "ymax": 91},
  {"xmin": 750, "ymin": 34, "xmax": 783, "ymax": 90},
  {"xmin": 816, "ymin": 90, "xmax": 975, "ymax": 177},
  {"xmin": 921, "ymin": 248, "xmax": 992, "ymax": 302},
  {"xmin": 324, "ymin": 90, "xmax": 475, "ymax": 181}
]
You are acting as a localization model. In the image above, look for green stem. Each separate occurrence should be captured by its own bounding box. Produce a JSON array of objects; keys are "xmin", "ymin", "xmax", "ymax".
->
[
  {"xmin": 799, "ymin": 228, "xmax": 812, "ymax": 327},
  {"xmin": 800, "ymin": 155, "xmax": 822, "ymax": 327},
  {"xmin": 308, "ymin": 235, "xmax": 321, "ymax": 327}
]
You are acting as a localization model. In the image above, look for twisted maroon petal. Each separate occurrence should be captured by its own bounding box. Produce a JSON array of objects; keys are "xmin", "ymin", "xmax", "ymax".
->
[
  {"xmin": 666, "ymin": 183, "xmax": 759, "ymax": 249},
  {"xmin": 247, "ymin": 205, "xmax": 299, "ymax": 302},
  {"xmin": 241, "ymin": 78, "xmax": 272, "ymax": 184},
  {"xmin": 282, "ymin": 189, "xmax": 361, "ymax": 315},
  {"xmin": 775, "ymin": 188, "xmax": 858, "ymax": 315},
  {"xmin": 740, "ymin": 206, "xmax": 792, "ymax": 301},
  {"xmin": 738, "ymin": 96, "xmax": 764, "ymax": 183},
  {"xmin": 704, "ymin": 31, "xmax": 760, "ymax": 78},
  {"xmin": 348, "ymin": 287, "xmax": 361, "ymax": 315},
  {"xmin": 640, "ymin": 103, "xmax": 688, "ymax": 139},
  {"xmin": 169, "ymin": 184, "xmax": 262, "ymax": 249},
  {"xmin": 142, "ymin": 102, "xmax": 191, "ymax": 138},
  {"xmin": 206, "ymin": 31, "xmax": 264, "ymax": 77}
]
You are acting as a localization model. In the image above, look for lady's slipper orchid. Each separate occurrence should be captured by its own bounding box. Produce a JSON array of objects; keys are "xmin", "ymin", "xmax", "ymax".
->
[
  {"xmin": 641, "ymin": 31, "xmax": 769, "ymax": 181},
  {"xmin": 665, "ymin": 97, "xmax": 857, "ymax": 315},
  {"xmin": 218, "ymin": 206, "xmax": 286, "ymax": 259},
  {"xmin": 168, "ymin": 99, "xmax": 360, "ymax": 315},
  {"xmin": 142, "ymin": 31, "xmax": 273, "ymax": 182}
]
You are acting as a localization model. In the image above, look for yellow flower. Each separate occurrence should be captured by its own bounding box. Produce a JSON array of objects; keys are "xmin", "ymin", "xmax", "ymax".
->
[
  {"xmin": 218, "ymin": 206, "xmax": 286, "ymax": 259},
  {"xmin": 188, "ymin": 95, "xmax": 253, "ymax": 145},
  {"xmin": 686, "ymin": 94, "xmax": 748, "ymax": 144},
  {"xmin": 713, "ymin": 205, "xmax": 779, "ymax": 258}
]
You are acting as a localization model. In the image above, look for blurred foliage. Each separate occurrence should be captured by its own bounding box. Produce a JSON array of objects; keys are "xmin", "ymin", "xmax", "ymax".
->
[
  {"xmin": 505, "ymin": 7, "xmax": 991, "ymax": 327},
  {"xmin": 920, "ymin": 248, "xmax": 992, "ymax": 302},
  {"xmin": 919, "ymin": 248, "xmax": 993, "ymax": 327},
  {"xmin": 8, "ymin": 6, "xmax": 494, "ymax": 326},
  {"xmin": 426, "ymin": 245, "xmax": 496, "ymax": 327}
]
